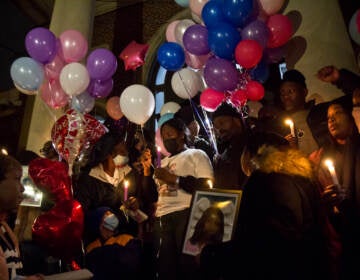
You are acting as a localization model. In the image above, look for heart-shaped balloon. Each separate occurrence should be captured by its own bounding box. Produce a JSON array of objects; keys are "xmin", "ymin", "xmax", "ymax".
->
[{"xmin": 29, "ymin": 158, "xmax": 84, "ymax": 260}]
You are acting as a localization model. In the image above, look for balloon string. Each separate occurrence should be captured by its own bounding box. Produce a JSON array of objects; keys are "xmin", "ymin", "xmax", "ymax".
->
[{"xmin": 177, "ymin": 70, "xmax": 218, "ymax": 155}]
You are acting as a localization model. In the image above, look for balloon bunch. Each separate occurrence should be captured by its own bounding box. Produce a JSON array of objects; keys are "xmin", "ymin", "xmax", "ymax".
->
[
  {"xmin": 10, "ymin": 28, "xmax": 118, "ymax": 112},
  {"xmin": 161, "ymin": 0, "xmax": 292, "ymax": 113},
  {"xmin": 29, "ymin": 158, "xmax": 84, "ymax": 261}
]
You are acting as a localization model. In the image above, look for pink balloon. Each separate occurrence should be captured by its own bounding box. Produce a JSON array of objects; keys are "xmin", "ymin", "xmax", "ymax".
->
[
  {"xmin": 246, "ymin": 80, "xmax": 264, "ymax": 101},
  {"xmin": 200, "ymin": 88, "xmax": 225, "ymax": 112},
  {"xmin": 257, "ymin": 0, "xmax": 285, "ymax": 16},
  {"xmin": 155, "ymin": 128, "xmax": 170, "ymax": 157},
  {"xmin": 189, "ymin": 0, "xmax": 209, "ymax": 17},
  {"xmin": 166, "ymin": 20, "xmax": 180, "ymax": 42},
  {"xmin": 185, "ymin": 51, "xmax": 210, "ymax": 69},
  {"xmin": 45, "ymin": 55, "xmax": 65, "ymax": 81},
  {"xmin": 230, "ymin": 89, "xmax": 247, "ymax": 107},
  {"xmin": 266, "ymin": 14, "xmax": 293, "ymax": 48},
  {"xmin": 40, "ymin": 80, "xmax": 70, "ymax": 109},
  {"xmin": 106, "ymin": 96, "xmax": 124, "ymax": 120},
  {"xmin": 58, "ymin": 30, "xmax": 88, "ymax": 63}
]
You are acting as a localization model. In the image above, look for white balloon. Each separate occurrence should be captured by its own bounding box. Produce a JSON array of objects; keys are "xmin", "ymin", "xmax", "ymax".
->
[
  {"xmin": 120, "ymin": 84, "xmax": 155, "ymax": 125},
  {"xmin": 171, "ymin": 68, "xmax": 203, "ymax": 99},
  {"xmin": 160, "ymin": 101, "xmax": 181, "ymax": 116},
  {"xmin": 59, "ymin": 62, "xmax": 90, "ymax": 96}
]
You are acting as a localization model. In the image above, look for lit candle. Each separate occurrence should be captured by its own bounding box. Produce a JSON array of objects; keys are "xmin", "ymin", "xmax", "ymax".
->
[
  {"xmin": 207, "ymin": 179, "xmax": 213, "ymax": 189},
  {"xmin": 284, "ymin": 119, "xmax": 295, "ymax": 137},
  {"xmin": 324, "ymin": 159, "xmax": 339, "ymax": 185},
  {"xmin": 156, "ymin": 146, "xmax": 162, "ymax": 168},
  {"xmin": 123, "ymin": 180, "xmax": 129, "ymax": 201}
]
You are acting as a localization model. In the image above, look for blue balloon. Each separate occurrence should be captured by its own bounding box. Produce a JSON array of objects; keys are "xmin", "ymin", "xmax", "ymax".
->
[
  {"xmin": 157, "ymin": 42, "xmax": 185, "ymax": 71},
  {"xmin": 250, "ymin": 59, "xmax": 269, "ymax": 83},
  {"xmin": 10, "ymin": 57, "xmax": 44, "ymax": 90},
  {"xmin": 222, "ymin": 0, "xmax": 253, "ymax": 28},
  {"xmin": 174, "ymin": 0, "xmax": 189, "ymax": 7},
  {"xmin": 158, "ymin": 113, "xmax": 175, "ymax": 128},
  {"xmin": 201, "ymin": 1, "xmax": 227, "ymax": 28},
  {"xmin": 208, "ymin": 22, "xmax": 241, "ymax": 60}
]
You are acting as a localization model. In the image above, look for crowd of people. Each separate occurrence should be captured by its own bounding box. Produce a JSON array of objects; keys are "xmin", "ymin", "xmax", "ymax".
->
[{"xmin": 1, "ymin": 64, "xmax": 360, "ymax": 280}]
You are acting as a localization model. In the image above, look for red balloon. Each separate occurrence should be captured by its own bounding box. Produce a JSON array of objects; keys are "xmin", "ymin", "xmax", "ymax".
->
[
  {"xmin": 29, "ymin": 158, "xmax": 84, "ymax": 260},
  {"xmin": 229, "ymin": 89, "xmax": 247, "ymax": 107},
  {"xmin": 29, "ymin": 158, "xmax": 72, "ymax": 202},
  {"xmin": 266, "ymin": 14, "xmax": 293, "ymax": 48},
  {"xmin": 246, "ymin": 80, "xmax": 265, "ymax": 101},
  {"xmin": 200, "ymin": 88, "xmax": 226, "ymax": 112},
  {"xmin": 32, "ymin": 199, "xmax": 84, "ymax": 260},
  {"xmin": 119, "ymin": 40, "xmax": 149, "ymax": 71},
  {"xmin": 235, "ymin": 39, "xmax": 263, "ymax": 69}
]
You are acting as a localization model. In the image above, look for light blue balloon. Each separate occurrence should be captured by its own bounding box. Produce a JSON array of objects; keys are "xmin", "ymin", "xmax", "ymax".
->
[
  {"xmin": 349, "ymin": 9, "xmax": 360, "ymax": 45},
  {"xmin": 174, "ymin": 0, "xmax": 189, "ymax": 8},
  {"xmin": 10, "ymin": 57, "xmax": 44, "ymax": 90},
  {"xmin": 158, "ymin": 113, "xmax": 175, "ymax": 128}
]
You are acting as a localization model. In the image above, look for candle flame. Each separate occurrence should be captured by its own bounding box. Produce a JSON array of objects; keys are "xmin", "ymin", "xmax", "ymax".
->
[
  {"xmin": 124, "ymin": 180, "xmax": 129, "ymax": 188},
  {"xmin": 157, "ymin": 146, "xmax": 161, "ymax": 152},
  {"xmin": 284, "ymin": 118, "xmax": 293, "ymax": 126},
  {"xmin": 324, "ymin": 159, "xmax": 334, "ymax": 170},
  {"xmin": 207, "ymin": 179, "xmax": 213, "ymax": 189}
]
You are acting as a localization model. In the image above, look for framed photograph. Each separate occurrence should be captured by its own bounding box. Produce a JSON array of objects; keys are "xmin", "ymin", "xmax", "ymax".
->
[
  {"xmin": 182, "ymin": 188, "xmax": 242, "ymax": 256},
  {"xmin": 20, "ymin": 165, "xmax": 43, "ymax": 207}
]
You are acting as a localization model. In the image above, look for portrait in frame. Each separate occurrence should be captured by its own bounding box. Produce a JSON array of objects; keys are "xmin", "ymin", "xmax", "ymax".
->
[{"xmin": 182, "ymin": 188, "xmax": 242, "ymax": 256}]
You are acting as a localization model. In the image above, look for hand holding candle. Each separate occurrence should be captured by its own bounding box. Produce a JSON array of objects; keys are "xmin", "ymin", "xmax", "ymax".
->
[
  {"xmin": 123, "ymin": 180, "xmax": 129, "ymax": 201},
  {"xmin": 284, "ymin": 118, "xmax": 295, "ymax": 137}
]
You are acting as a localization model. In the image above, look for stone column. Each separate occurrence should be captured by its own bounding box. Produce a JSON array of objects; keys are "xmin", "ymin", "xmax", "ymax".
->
[
  {"xmin": 24, "ymin": 0, "xmax": 95, "ymax": 153},
  {"xmin": 284, "ymin": 0, "xmax": 359, "ymax": 102}
]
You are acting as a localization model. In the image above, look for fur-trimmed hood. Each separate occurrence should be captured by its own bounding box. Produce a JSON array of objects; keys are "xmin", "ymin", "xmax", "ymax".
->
[{"xmin": 252, "ymin": 145, "xmax": 314, "ymax": 180}]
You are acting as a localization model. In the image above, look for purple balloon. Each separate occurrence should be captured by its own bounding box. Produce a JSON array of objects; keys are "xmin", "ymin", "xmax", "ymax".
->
[
  {"xmin": 25, "ymin": 27, "xmax": 57, "ymax": 64},
  {"xmin": 87, "ymin": 78, "xmax": 114, "ymax": 98},
  {"xmin": 86, "ymin": 48, "xmax": 118, "ymax": 80},
  {"xmin": 204, "ymin": 57, "xmax": 239, "ymax": 92},
  {"xmin": 183, "ymin": 24, "xmax": 210, "ymax": 55},
  {"xmin": 264, "ymin": 46, "xmax": 285, "ymax": 63},
  {"xmin": 241, "ymin": 20, "xmax": 270, "ymax": 48}
]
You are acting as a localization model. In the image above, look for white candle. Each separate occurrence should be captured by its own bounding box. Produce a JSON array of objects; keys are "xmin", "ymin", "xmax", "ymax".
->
[
  {"xmin": 324, "ymin": 159, "xmax": 339, "ymax": 185},
  {"xmin": 284, "ymin": 119, "xmax": 295, "ymax": 137},
  {"xmin": 123, "ymin": 180, "xmax": 129, "ymax": 201},
  {"xmin": 156, "ymin": 146, "xmax": 161, "ymax": 168},
  {"xmin": 207, "ymin": 179, "xmax": 213, "ymax": 189}
]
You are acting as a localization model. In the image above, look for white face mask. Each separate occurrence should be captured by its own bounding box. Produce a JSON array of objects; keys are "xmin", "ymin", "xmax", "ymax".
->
[
  {"xmin": 113, "ymin": 155, "xmax": 129, "ymax": 167},
  {"xmin": 352, "ymin": 107, "xmax": 360, "ymax": 132},
  {"xmin": 103, "ymin": 213, "xmax": 119, "ymax": 231}
]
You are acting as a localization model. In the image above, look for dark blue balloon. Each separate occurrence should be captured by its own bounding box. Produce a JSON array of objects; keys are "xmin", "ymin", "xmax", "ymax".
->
[
  {"xmin": 201, "ymin": 1, "xmax": 227, "ymax": 28},
  {"xmin": 157, "ymin": 42, "xmax": 185, "ymax": 71},
  {"xmin": 250, "ymin": 59, "xmax": 269, "ymax": 83},
  {"xmin": 222, "ymin": 0, "xmax": 253, "ymax": 28},
  {"xmin": 208, "ymin": 22, "xmax": 241, "ymax": 60}
]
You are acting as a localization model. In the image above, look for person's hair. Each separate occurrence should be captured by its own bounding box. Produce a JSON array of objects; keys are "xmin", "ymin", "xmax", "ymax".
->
[
  {"xmin": 280, "ymin": 69, "xmax": 307, "ymax": 89},
  {"xmin": 189, "ymin": 206, "xmax": 224, "ymax": 245},
  {"xmin": 160, "ymin": 117, "xmax": 192, "ymax": 147},
  {"xmin": 0, "ymin": 154, "xmax": 21, "ymax": 181},
  {"xmin": 212, "ymin": 102, "xmax": 243, "ymax": 121},
  {"xmin": 85, "ymin": 132, "xmax": 128, "ymax": 169}
]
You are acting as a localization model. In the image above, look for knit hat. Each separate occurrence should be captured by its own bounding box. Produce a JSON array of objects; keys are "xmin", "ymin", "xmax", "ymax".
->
[
  {"xmin": 281, "ymin": 69, "xmax": 307, "ymax": 88},
  {"xmin": 212, "ymin": 103, "xmax": 242, "ymax": 120}
]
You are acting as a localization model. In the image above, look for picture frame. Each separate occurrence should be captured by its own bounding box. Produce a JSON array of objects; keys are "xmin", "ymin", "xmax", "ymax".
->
[
  {"xmin": 182, "ymin": 188, "xmax": 242, "ymax": 256},
  {"xmin": 20, "ymin": 165, "xmax": 43, "ymax": 207}
]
